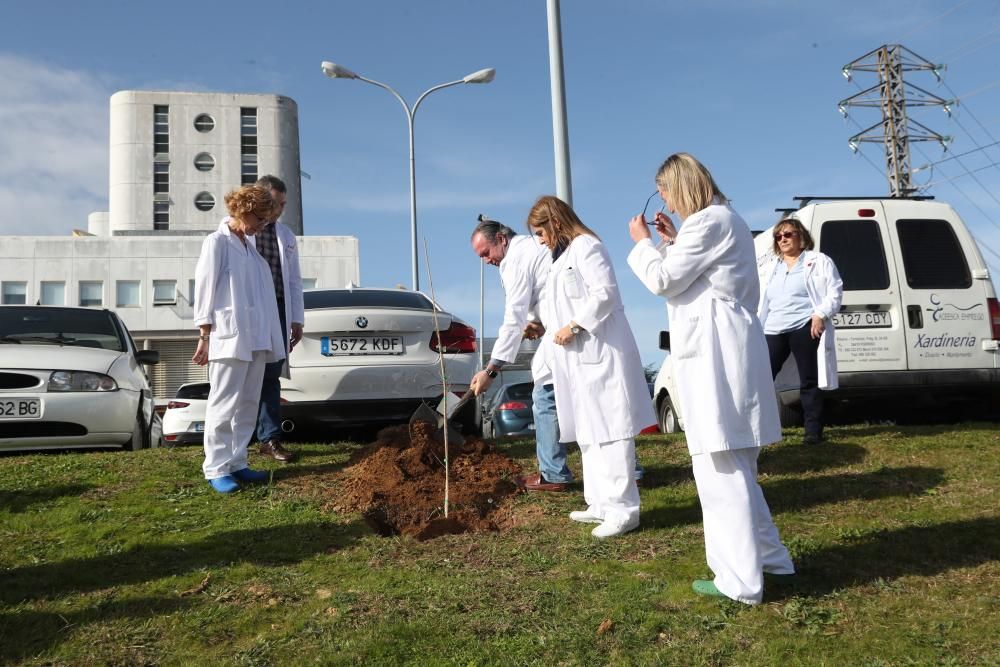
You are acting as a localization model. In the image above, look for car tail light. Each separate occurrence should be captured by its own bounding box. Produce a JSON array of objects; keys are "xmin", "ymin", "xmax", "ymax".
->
[
  {"xmin": 163, "ymin": 434, "xmax": 178, "ymax": 442},
  {"xmin": 857, "ymin": 208, "xmax": 876, "ymax": 217},
  {"xmin": 167, "ymin": 401, "xmax": 190, "ymax": 410},
  {"xmin": 498, "ymin": 401, "xmax": 528, "ymax": 411},
  {"xmin": 989, "ymin": 298, "xmax": 1000, "ymax": 340},
  {"xmin": 430, "ymin": 322, "xmax": 477, "ymax": 353}
]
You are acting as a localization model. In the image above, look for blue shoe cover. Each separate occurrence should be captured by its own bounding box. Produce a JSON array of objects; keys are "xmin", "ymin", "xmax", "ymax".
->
[{"xmin": 209, "ymin": 476, "xmax": 240, "ymax": 493}]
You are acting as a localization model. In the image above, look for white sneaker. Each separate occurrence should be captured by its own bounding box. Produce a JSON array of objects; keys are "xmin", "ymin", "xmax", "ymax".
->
[
  {"xmin": 569, "ymin": 510, "xmax": 603, "ymax": 524},
  {"xmin": 591, "ymin": 518, "xmax": 639, "ymax": 539}
]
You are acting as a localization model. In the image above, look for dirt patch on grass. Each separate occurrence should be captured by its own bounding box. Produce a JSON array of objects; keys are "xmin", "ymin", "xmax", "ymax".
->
[{"xmin": 316, "ymin": 423, "xmax": 523, "ymax": 540}]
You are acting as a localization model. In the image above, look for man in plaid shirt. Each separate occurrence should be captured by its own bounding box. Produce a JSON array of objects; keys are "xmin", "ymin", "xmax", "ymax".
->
[{"xmin": 254, "ymin": 175, "xmax": 304, "ymax": 462}]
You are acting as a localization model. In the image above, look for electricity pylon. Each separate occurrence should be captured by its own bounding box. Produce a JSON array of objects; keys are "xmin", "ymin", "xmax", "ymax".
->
[{"xmin": 839, "ymin": 45, "xmax": 954, "ymax": 196}]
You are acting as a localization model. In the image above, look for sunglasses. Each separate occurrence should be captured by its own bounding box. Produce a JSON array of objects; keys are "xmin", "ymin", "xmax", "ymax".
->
[
  {"xmin": 774, "ymin": 231, "xmax": 800, "ymax": 241},
  {"xmin": 642, "ymin": 191, "xmax": 666, "ymax": 225}
]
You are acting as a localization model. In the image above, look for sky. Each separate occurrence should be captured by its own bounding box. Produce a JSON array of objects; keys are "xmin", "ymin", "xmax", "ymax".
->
[{"xmin": 3, "ymin": 0, "xmax": 1000, "ymax": 366}]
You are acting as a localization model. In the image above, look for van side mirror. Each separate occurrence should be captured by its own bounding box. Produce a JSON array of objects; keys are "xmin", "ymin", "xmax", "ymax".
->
[{"xmin": 658, "ymin": 331, "xmax": 670, "ymax": 351}]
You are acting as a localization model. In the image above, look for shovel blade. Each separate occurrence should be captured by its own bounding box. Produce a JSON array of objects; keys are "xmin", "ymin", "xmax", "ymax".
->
[{"xmin": 408, "ymin": 401, "xmax": 465, "ymax": 447}]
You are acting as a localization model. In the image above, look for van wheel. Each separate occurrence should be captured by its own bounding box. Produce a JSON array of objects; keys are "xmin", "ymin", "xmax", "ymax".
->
[
  {"xmin": 126, "ymin": 405, "xmax": 151, "ymax": 451},
  {"xmin": 658, "ymin": 394, "xmax": 681, "ymax": 433},
  {"xmin": 778, "ymin": 401, "xmax": 804, "ymax": 428}
]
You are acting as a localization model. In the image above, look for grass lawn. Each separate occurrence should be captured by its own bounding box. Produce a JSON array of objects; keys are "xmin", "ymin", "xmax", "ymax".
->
[{"xmin": 0, "ymin": 423, "xmax": 998, "ymax": 666}]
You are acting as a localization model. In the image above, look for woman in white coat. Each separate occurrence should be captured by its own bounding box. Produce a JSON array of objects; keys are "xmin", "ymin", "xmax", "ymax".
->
[
  {"xmin": 192, "ymin": 186, "xmax": 287, "ymax": 494},
  {"xmin": 758, "ymin": 218, "xmax": 844, "ymax": 445},
  {"xmin": 526, "ymin": 195, "xmax": 656, "ymax": 539},
  {"xmin": 626, "ymin": 153, "xmax": 793, "ymax": 604}
]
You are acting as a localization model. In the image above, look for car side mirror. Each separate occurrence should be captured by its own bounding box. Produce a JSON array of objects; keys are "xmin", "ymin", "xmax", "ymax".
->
[
  {"xmin": 658, "ymin": 331, "xmax": 670, "ymax": 351},
  {"xmin": 135, "ymin": 350, "xmax": 160, "ymax": 365}
]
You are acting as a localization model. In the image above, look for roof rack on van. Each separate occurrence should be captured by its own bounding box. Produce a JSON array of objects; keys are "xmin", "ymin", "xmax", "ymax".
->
[{"xmin": 781, "ymin": 195, "xmax": 935, "ymax": 211}]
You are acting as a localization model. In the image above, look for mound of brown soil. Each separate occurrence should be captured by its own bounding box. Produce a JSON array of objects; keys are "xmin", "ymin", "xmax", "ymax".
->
[{"xmin": 331, "ymin": 423, "xmax": 523, "ymax": 540}]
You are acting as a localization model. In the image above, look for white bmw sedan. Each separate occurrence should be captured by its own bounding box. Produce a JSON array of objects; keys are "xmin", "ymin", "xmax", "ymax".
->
[
  {"xmin": 0, "ymin": 306, "xmax": 159, "ymax": 451},
  {"xmin": 278, "ymin": 288, "xmax": 478, "ymax": 434}
]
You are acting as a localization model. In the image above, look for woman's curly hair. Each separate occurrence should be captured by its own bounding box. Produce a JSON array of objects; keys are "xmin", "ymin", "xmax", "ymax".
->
[{"xmin": 224, "ymin": 185, "xmax": 277, "ymax": 221}]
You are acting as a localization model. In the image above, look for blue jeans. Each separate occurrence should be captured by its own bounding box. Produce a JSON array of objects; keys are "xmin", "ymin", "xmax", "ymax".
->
[
  {"xmin": 533, "ymin": 382, "xmax": 645, "ymax": 482},
  {"xmin": 256, "ymin": 304, "xmax": 287, "ymax": 443},
  {"xmin": 532, "ymin": 383, "xmax": 573, "ymax": 483}
]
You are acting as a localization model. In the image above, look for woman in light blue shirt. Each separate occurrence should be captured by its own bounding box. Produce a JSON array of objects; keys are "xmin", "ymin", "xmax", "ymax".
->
[{"xmin": 759, "ymin": 218, "xmax": 843, "ymax": 445}]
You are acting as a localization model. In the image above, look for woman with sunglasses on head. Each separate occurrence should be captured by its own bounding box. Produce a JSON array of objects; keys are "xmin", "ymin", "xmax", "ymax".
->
[
  {"xmin": 526, "ymin": 195, "xmax": 655, "ymax": 539},
  {"xmin": 758, "ymin": 218, "xmax": 843, "ymax": 445},
  {"xmin": 626, "ymin": 152, "xmax": 793, "ymax": 605}
]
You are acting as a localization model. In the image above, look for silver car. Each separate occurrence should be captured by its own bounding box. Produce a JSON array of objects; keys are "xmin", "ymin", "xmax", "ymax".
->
[
  {"xmin": 0, "ymin": 306, "xmax": 159, "ymax": 451},
  {"xmin": 278, "ymin": 288, "xmax": 478, "ymax": 434}
]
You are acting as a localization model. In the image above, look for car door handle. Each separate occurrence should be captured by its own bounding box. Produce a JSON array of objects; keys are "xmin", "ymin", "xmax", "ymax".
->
[{"xmin": 907, "ymin": 305, "xmax": 923, "ymax": 329}]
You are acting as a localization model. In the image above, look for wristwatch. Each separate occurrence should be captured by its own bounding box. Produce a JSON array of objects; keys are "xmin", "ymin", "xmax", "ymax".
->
[
  {"xmin": 484, "ymin": 367, "xmax": 498, "ymax": 379},
  {"xmin": 198, "ymin": 334, "xmax": 210, "ymax": 341},
  {"xmin": 569, "ymin": 325, "xmax": 582, "ymax": 335}
]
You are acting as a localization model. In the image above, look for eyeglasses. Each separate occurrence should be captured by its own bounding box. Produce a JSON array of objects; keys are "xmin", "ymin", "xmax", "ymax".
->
[
  {"xmin": 642, "ymin": 191, "xmax": 665, "ymax": 225},
  {"xmin": 774, "ymin": 231, "xmax": 800, "ymax": 241}
]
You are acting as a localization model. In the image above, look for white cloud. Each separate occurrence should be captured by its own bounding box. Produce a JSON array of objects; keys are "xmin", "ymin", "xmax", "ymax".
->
[{"xmin": 0, "ymin": 53, "xmax": 112, "ymax": 235}]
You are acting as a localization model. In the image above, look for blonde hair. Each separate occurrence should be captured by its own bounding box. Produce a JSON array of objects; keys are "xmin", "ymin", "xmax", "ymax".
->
[
  {"xmin": 525, "ymin": 195, "xmax": 600, "ymax": 246},
  {"xmin": 224, "ymin": 185, "xmax": 276, "ymax": 221},
  {"xmin": 771, "ymin": 218, "xmax": 815, "ymax": 255},
  {"xmin": 654, "ymin": 153, "xmax": 727, "ymax": 219}
]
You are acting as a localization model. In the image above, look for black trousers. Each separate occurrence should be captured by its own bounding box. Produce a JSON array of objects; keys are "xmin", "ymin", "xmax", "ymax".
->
[{"xmin": 766, "ymin": 322, "xmax": 823, "ymax": 437}]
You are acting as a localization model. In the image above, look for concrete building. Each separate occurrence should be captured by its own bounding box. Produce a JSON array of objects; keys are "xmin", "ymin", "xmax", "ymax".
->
[{"xmin": 0, "ymin": 90, "xmax": 359, "ymax": 398}]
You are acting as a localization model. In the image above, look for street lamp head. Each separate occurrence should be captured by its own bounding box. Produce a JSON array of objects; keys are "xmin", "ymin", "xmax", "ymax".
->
[
  {"xmin": 321, "ymin": 61, "xmax": 359, "ymax": 80},
  {"xmin": 463, "ymin": 68, "xmax": 496, "ymax": 84}
]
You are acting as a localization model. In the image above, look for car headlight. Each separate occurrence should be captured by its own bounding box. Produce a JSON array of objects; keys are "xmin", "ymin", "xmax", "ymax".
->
[{"xmin": 48, "ymin": 371, "xmax": 118, "ymax": 392}]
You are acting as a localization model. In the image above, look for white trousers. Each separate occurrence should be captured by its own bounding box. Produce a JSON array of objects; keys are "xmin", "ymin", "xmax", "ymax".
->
[
  {"xmin": 691, "ymin": 447, "xmax": 794, "ymax": 605},
  {"xmin": 579, "ymin": 438, "xmax": 640, "ymax": 526},
  {"xmin": 203, "ymin": 351, "xmax": 267, "ymax": 479}
]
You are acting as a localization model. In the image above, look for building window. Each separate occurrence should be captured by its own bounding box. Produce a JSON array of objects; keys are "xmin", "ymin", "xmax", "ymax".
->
[
  {"xmin": 40, "ymin": 281, "xmax": 65, "ymax": 305},
  {"xmin": 154, "ymin": 201, "xmax": 169, "ymax": 231},
  {"xmin": 240, "ymin": 107, "xmax": 258, "ymax": 185},
  {"xmin": 153, "ymin": 104, "xmax": 169, "ymax": 156},
  {"xmin": 1, "ymin": 281, "xmax": 27, "ymax": 304},
  {"xmin": 154, "ymin": 161, "xmax": 169, "ymax": 194},
  {"xmin": 194, "ymin": 192, "xmax": 215, "ymax": 212},
  {"xmin": 302, "ymin": 278, "xmax": 317, "ymax": 290},
  {"xmin": 152, "ymin": 280, "xmax": 177, "ymax": 305},
  {"xmin": 116, "ymin": 281, "xmax": 141, "ymax": 308},
  {"xmin": 193, "ymin": 152, "xmax": 215, "ymax": 172},
  {"xmin": 188, "ymin": 279, "xmax": 196, "ymax": 307},
  {"xmin": 193, "ymin": 113, "xmax": 215, "ymax": 133},
  {"xmin": 79, "ymin": 281, "xmax": 103, "ymax": 307}
]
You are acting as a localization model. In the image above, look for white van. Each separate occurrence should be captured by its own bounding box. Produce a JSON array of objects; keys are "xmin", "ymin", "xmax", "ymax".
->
[{"xmin": 652, "ymin": 196, "xmax": 1000, "ymax": 432}]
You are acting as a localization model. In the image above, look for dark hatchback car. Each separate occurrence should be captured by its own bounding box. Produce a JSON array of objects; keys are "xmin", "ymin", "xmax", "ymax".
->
[{"xmin": 481, "ymin": 382, "xmax": 535, "ymax": 439}]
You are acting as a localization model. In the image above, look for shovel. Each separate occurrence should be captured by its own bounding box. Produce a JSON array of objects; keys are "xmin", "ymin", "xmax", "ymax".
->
[{"xmin": 408, "ymin": 389, "xmax": 475, "ymax": 447}]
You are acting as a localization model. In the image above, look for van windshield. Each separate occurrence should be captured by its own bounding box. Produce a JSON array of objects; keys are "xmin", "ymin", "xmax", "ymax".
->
[
  {"xmin": 896, "ymin": 219, "xmax": 972, "ymax": 289},
  {"xmin": 819, "ymin": 220, "xmax": 891, "ymax": 291}
]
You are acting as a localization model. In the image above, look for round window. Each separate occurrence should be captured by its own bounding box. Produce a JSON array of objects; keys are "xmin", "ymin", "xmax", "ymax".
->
[
  {"xmin": 194, "ymin": 192, "xmax": 215, "ymax": 211},
  {"xmin": 193, "ymin": 114, "xmax": 215, "ymax": 132},
  {"xmin": 193, "ymin": 152, "xmax": 215, "ymax": 172}
]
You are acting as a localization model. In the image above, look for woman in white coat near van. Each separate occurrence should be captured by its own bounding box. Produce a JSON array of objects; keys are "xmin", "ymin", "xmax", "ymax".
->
[
  {"xmin": 192, "ymin": 186, "xmax": 287, "ymax": 494},
  {"xmin": 526, "ymin": 196, "xmax": 656, "ymax": 538},
  {"xmin": 626, "ymin": 153, "xmax": 793, "ymax": 604},
  {"xmin": 758, "ymin": 218, "xmax": 844, "ymax": 445}
]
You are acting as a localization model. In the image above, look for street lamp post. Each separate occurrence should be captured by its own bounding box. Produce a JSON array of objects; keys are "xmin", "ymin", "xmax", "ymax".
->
[{"xmin": 321, "ymin": 61, "xmax": 496, "ymax": 291}]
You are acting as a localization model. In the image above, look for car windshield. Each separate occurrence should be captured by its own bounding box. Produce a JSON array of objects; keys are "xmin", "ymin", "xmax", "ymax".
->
[
  {"xmin": 0, "ymin": 307, "xmax": 125, "ymax": 351},
  {"xmin": 176, "ymin": 383, "xmax": 211, "ymax": 400},
  {"xmin": 505, "ymin": 383, "xmax": 534, "ymax": 401},
  {"xmin": 304, "ymin": 290, "xmax": 435, "ymax": 311}
]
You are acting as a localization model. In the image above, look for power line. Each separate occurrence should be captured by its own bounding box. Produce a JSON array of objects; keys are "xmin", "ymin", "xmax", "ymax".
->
[
  {"xmin": 923, "ymin": 158, "xmax": 1000, "ymax": 186},
  {"xmin": 901, "ymin": 0, "xmax": 979, "ymax": 42}
]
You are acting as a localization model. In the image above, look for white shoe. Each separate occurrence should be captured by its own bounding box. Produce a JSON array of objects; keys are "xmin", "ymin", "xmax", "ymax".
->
[
  {"xmin": 591, "ymin": 518, "xmax": 639, "ymax": 539},
  {"xmin": 569, "ymin": 510, "xmax": 603, "ymax": 524}
]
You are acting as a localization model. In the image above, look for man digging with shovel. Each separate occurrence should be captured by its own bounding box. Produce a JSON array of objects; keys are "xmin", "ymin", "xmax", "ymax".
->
[{"xmin": 469, "ymin": 215, "xmax": 572, "ymax": 492}]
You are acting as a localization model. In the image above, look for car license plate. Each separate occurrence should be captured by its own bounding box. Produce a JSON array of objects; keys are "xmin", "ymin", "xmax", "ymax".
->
[
  {"xmin": 193, "ymin": 422, "xmax": 205, "ymax": 432},
  {"xmin": 321, "ymin": 336, "xmax": 405, "ymax": 356},
  {"xmin": 832, "ymin": 310, "xmax": 892, "ymax": 329},
  {"xmin": 0, "ymin": 398, "xmax": 42, "ymax": 420}
]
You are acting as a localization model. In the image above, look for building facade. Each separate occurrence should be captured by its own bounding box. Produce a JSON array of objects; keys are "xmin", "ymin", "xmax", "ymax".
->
[{"xmin": 0, "ymin": 90, "xmax": 359, "ymax": 399}]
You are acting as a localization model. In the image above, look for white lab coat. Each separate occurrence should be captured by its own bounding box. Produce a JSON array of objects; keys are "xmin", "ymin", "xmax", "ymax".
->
[
  {"xmin": 193, "ymin": 221, "xmax": 286, "ymax": 364},
  {"xmin": 543, "ymin": 234, "xmax": 655, "ymax": 444},
  {"xmin": 273, "ymin": 222, "xmax": 305, "ymax": 331},
  {"xmin": 492, "ymin": 235, "xmax": 553, "ymax": 384},
  {"xmin": 758, "ymin": 250, "xmax": 843, "ymax": 390},
  {"xmin": 627, "ymin": 203, "xmax": 781, "ymax": 455}
]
